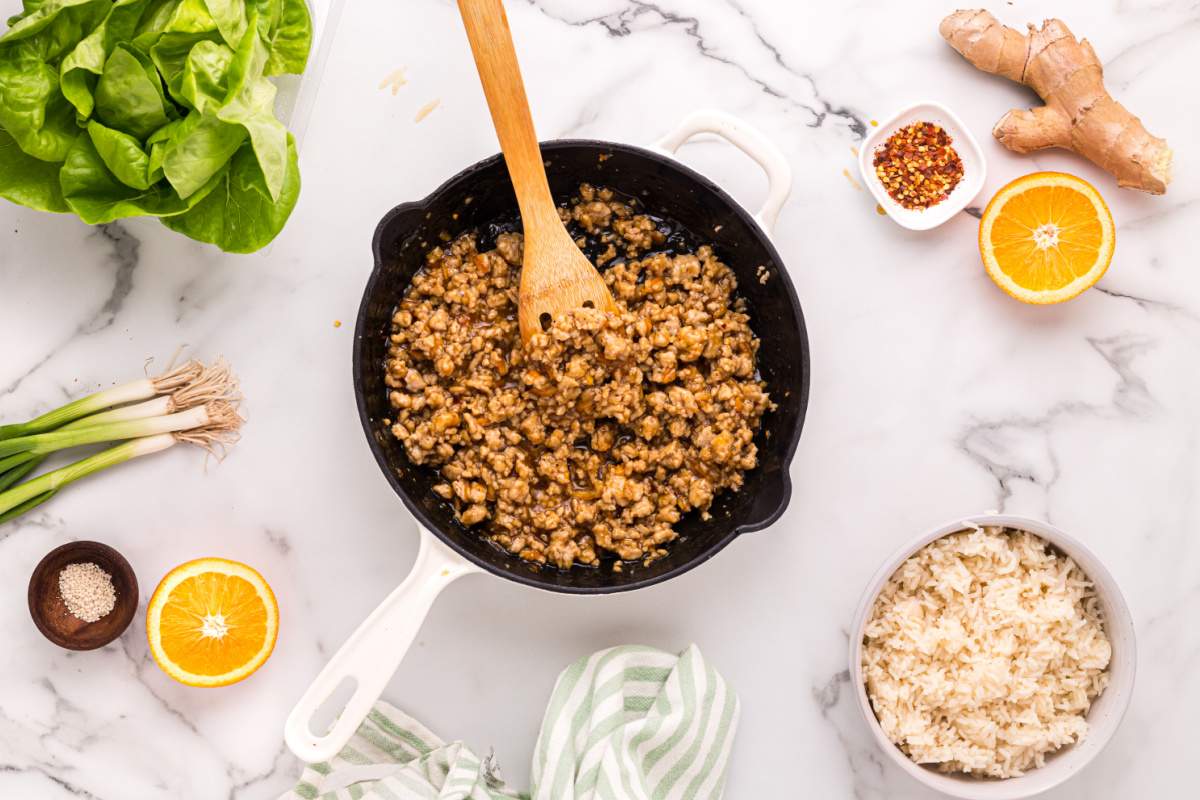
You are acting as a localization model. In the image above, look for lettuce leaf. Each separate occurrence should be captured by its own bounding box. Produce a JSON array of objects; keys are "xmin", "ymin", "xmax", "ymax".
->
[
  {"xmin": 161, "ymin": 132, "xmax": 298, "ymax": 253},
  {"xmin": 177, "ymin": 37, "xmax": 233, "ymax": 111},
  {"xmin": 59, "ymin": 0, "xmax": 146, "ymax": 119},
  {"xmin": 212, "ymin": 16, "xmax": 285, "ymax": 199},
  {"xmin": 0, "ymin": 50, "xmax": 78, "ymax": 161},
  {"xmin": 260, "ymin": 0, "xmax": 308, "ymax": 76},
  {"xmin": 0, "ymin": 124, "xmax": 69, "ymax": 210},
  {"xmin": 60, "ymin": 127, "xmax": 223, "ymax": 222},
  {"xmin": 159, "ymin": 109, "xmax": 245, "ymax": 198},
  {"xmin": 1, "ymin": 0, "xmax": 108, "ymax": 50},
  {"xmin": 87, "ymin": 119, "xmax": 160, "ymax": 188},
  {"xmin": 94, "ymin": 44, "xmax": 173, "ymax": 138},
  {"xmin": 202, "ymin": 0, "xmax": 247, "ymax": 49}
]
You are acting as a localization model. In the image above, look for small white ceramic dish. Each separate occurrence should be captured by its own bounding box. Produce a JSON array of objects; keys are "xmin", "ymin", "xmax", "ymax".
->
[
  {"xmin": 859, "ymin": 101, "xmax": 986, "ymax": 231},
  {"xmin": 849, "ymin": 514, "xmax": 1136, "ymax": 800}
]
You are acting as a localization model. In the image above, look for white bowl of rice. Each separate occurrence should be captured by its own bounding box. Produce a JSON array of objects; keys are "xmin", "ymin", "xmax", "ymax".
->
[{"xmin": 850, "ymin": 515, "xmax": 1135, "ymax": 799}]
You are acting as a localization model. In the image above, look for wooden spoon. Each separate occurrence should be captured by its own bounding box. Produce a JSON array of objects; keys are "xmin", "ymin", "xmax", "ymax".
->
[{"xmin": 457, "ymin": 0, "xmax": 616, "ymax": 343}]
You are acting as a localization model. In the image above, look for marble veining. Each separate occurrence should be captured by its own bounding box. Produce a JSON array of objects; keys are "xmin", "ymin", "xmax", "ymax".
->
[
  {"xmin": 1, "ymin": 0, "xmax": 1196, "ymax": 797},
  {"xmin": 526, "ymin": 0, "xmax": 870, "ymax": 137}
]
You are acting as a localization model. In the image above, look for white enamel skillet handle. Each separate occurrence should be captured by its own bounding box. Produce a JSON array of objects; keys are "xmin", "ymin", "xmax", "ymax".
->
[
  {"xmin": 284, "ymin": 527, "xmax": 480, "ymax": 763},
  {"xmin": 654, "ymin": 110, "xmax": 793, "ymax": 235}
]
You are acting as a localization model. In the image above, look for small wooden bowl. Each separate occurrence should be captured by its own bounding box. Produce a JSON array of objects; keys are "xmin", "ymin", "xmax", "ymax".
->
[{"xmin": 28, "ymin": 541, "xmax": 138, "ymax": 650}]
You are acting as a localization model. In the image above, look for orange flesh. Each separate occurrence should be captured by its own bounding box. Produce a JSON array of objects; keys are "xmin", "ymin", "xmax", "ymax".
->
[
  {"xmin": 988, "ymin": 185, "xmax": 1104, "ymax": 291},
  {"xmin": 158, "ymin": 573, "xmax": 268, "ymax": 676}
]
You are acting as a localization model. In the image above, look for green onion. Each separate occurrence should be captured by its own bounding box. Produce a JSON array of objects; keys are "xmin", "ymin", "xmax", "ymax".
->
[
  {"xmin": 0, "ymin": 435, "xmax": 177, "ymax": 520},
  {"xmin": 0, "ymin": 457, "xmax": 39, "ymax": 493},
  {"xmin": 0, "ymin": 411, "xmax": 241, "ymax": 524},
  {"xmin": 0, "ymin": 490, "xmax": 54, "ymax": 524},
  {"xmin": 0, "ymin": 358, "xmax": 236, "ymax": 441},
  {"xmin": 62, "ymin": 396, "xmax": 176, "ymax": 428},
  {"xmin": 0, "ymin": 451, "xmax": 36, "ymax": 474},
  {"xmin": 0, "ymin": 403, "xmax": 235, "ymax": 460},
  {"xmin": 0, "ymin": 363, "xmax": 194, "ymax": 441},
  {"xmin": 0, "ymin": 357, "xmax": 242, "ymax": 525},
  {"xmin": 0, "ymin": 381, "xmax": 157, "ymax": 441},
  {"xmin": 0, "ymin": 397, "xmax": 175, "ymax": 489}
]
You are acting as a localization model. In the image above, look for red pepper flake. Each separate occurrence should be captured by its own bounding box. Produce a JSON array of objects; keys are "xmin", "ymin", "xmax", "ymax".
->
[{"xmin": 873, "ymin": 121, "xmax": 964, "ymax": 210}]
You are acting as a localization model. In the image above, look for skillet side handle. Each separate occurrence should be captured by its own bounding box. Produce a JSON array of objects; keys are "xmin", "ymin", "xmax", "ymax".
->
[
  {"xmin": 736, "ymin": 468, "xmax": 793, "ymax": 534},
  {"xmin": 284, "ymin": 527, "xmax": 480, "ymax": 764},
  {"xmin": 654, "ymin": 110, "xmax": 793, "ymax": 234}
]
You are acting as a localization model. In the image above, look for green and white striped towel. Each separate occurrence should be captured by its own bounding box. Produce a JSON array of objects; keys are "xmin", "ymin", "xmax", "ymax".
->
[{"xmin": 283, "ymin": 644, "xmax": 739, "ymax": 800}]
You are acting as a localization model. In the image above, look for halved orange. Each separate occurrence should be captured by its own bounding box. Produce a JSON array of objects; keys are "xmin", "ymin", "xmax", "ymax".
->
[
  {"xmin": 979, "ymin": 172, "xmax": 1115, "ymax": 304},
  {"xmin": 146, "ymin": 558, "xmax": 278, "ymax": 687}
]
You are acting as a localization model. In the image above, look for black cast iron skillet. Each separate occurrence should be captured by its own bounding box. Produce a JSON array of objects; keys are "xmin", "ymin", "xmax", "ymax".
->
[
  {"xmin": 286, "ymin": 113, "xmax": 809, "ymax": 762},
  {"xmin": 357, "ymin": 139, "xmax": 808, "ymax": 592}
]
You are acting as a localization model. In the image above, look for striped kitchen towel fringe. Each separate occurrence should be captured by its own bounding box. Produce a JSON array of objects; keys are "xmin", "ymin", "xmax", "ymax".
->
[{"xmin": 282, "ymin": 644, "xmax": 739, "ymax": 800}]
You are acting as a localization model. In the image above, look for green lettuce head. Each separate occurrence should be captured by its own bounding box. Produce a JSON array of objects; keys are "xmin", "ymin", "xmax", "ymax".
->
[{"xmin": 0, "ymin": 0, "xmax": 312, "ymax": 253}]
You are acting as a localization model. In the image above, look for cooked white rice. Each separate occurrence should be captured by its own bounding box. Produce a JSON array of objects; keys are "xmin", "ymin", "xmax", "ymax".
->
[{"xmin": 861, "ymin": 526, "xmax": 1111, "ymax": 779}]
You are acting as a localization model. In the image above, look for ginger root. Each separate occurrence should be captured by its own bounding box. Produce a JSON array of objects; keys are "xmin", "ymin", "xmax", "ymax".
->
[{"xmin": 940, "ymin": 9, "xmax": 1172, "ymax": 194}]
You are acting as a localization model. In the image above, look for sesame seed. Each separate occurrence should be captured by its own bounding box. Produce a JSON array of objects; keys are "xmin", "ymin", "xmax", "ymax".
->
[{"xmin": 59, "ymin": 562, "xmax": 116, "ymax": 623}]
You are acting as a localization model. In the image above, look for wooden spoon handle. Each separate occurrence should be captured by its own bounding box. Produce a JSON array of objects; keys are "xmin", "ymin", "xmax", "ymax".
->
[{"xmin": 457, "ymin": 0, "xmax": 557, "ymax": 227}]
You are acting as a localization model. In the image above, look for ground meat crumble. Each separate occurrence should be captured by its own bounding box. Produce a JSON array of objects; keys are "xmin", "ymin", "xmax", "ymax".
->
[{"xmin": 385, "ymin": 184, "xmax": 772, "ymax": 569}]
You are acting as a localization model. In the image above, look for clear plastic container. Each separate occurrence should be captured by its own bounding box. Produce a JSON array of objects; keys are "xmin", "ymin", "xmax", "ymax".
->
[
  {"xmin": 273, "ymin": 0, "xmax": 346, "ymax": 148},
  {"xmin": 250, "ymin": 0, "xmax": 342, "ymax": 254}
]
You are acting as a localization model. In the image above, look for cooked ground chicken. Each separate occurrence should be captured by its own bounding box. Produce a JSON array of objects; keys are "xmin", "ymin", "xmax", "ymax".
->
[{"xmin": 385, "ymin": 184, "xmax": 772, "ymax": 569}]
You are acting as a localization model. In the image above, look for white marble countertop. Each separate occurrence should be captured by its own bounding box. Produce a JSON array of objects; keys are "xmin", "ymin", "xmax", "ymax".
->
[{"xmin": 1, "ymin": 0, "xmax": 1196, "ymax": 797}]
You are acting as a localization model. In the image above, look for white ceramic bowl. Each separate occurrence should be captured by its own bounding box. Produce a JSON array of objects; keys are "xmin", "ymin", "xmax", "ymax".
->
[
  {"xmin": 858, "ymin": 101, "xmax": 986, "ymax": 230},
  {"xmin": 849, "ymin": 514, "xmax": 1136, "ymax": 799}
]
